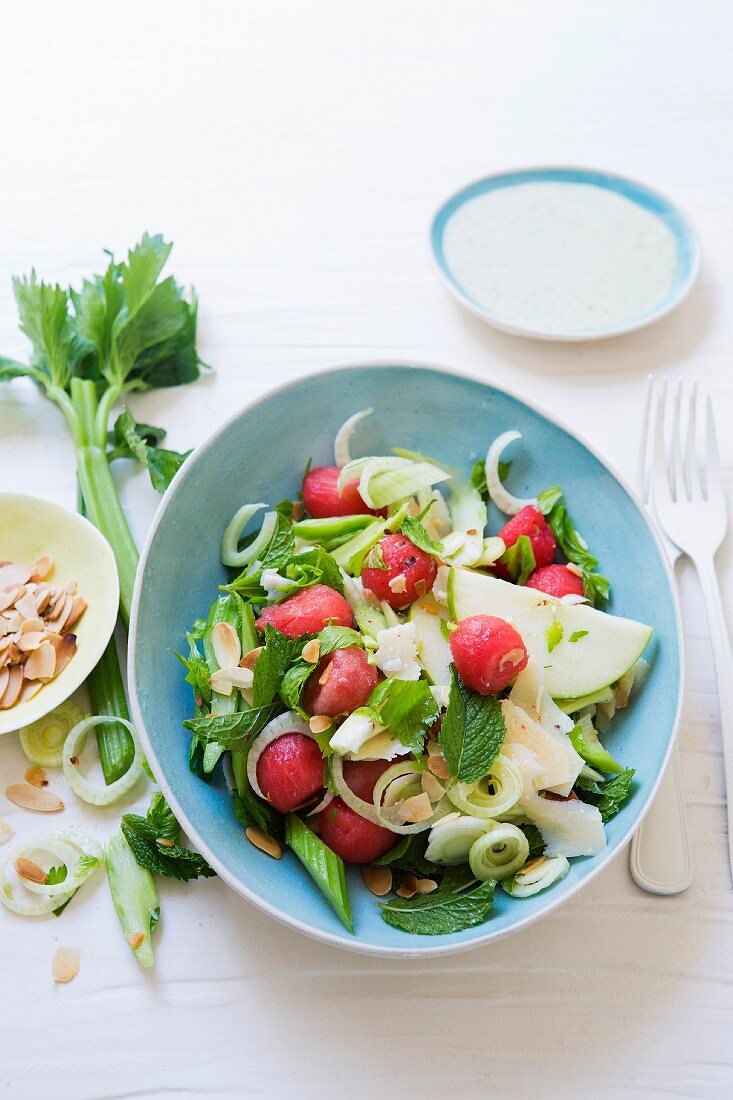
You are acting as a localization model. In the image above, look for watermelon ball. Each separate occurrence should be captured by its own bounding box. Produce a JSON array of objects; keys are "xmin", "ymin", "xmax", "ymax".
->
[
  {"xmin": 303, "ymin": 647, "xmax": 379, "ymax": 718},
  {"xmin": 302, "ymin": 466, "xmax": 376, "ymax": 518},
  {"xmin": 256, "ymin": 732, "xmax": 325, "ymax": 813},
  {"xmin": 449, "ymin": 614, "xmax": 529, "ymax": 695},
  {"xmin": 256, "ymin": 584, "xmax": 354, "ymax": 638},
  {"xmin": 342, "ymin": 758, "xmax": 395, "ymax": 802},
  {"xmin": 319, "ymin": 797, "xmax": 396, "ymax": 863},
  {"xmin": 361, "ymin": 533, "xmax": 438, "ymax": 610},
  {"xmin": 526, "ymin": 563, "xmax": 585, "ymax": 599},
  {"xmin": 495, "ymin": 505, "xmax": 557, "ymax": 579}
]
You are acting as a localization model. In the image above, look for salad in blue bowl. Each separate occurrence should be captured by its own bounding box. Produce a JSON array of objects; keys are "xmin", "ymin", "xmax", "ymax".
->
[{"xmin": 129, "ymin": 363, "xmax": 682, "ymax": 955}]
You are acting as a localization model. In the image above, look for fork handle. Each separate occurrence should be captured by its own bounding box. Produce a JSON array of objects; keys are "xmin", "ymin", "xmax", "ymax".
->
[
  {"xmin": 630, "ymin": 743, "xmax": 693, "ymax": 893},
  {"xmin": 696, "ymin": 552, "xmax": 733, "ymax": 884}
]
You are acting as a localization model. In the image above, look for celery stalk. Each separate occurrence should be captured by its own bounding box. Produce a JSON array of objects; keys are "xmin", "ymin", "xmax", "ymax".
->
[
  {"xmin": 286, "ymin": 814, "xmax": 353, "ymax": 932},
  {"xmin": 201, "ymin": 596, "xmax": 241, "ymax": 773},
  {"xmin": 106, "ymin": 829, "xmax": 159, "ymax": 967},
  {"xmin": 87, "ymin": 635, "xmax": 135, "ymax": 783}
]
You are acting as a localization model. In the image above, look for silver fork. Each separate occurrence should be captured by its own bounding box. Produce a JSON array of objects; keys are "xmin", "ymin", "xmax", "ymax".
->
[
  {"xmin": 629, "ymin": 378, "xmax": 694, "ymax": 894},
  {"xmin": 650, "ymin": 378, "xmax": 733, "ymax": 882}
]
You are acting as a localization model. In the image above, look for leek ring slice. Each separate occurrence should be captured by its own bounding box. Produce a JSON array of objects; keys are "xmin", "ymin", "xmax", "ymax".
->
[
  {"xmin": 62, "ymin": 716, "xmax": 143, "ymax": 806},
  {"xmin": 502, "ymin": 853, "xmax": 570, "ymax": 897},
  {"xmin": 468, "ymin": 822, "xmax": 529, "ymax": 881},
  {"xmin": 18, "ymin": 701, "xmax": 85, "ymax": 768},
  {"xmin": 446, "ymin": 755, "xmax": 523, "ymax": 820}
]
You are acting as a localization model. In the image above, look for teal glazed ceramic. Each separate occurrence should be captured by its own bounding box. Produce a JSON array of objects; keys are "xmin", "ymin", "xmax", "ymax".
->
[
  {"xmin": 128, "ymin": 363, "xmax": 683, "ymax": 956},
  {"xmin": 431, "ymin": 166, "xmax": 700, "ymax": 341}
]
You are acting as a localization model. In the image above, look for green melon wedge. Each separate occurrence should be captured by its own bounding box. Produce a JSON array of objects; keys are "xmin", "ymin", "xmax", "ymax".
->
[{"xmin": 447, "ymin": 568, "xmax": 652, "ymax": 700}]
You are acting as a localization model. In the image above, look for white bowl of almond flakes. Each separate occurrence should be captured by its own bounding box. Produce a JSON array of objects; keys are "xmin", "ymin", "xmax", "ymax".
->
[{"xmin": 0, "ymin": 493, "xmax": 119, "ymax": 736}]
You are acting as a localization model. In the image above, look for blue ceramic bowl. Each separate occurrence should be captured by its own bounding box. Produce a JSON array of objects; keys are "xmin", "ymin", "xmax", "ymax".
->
[{"xmin": 128, "ymin": 363, "xmax": 683, "ymax": 956}]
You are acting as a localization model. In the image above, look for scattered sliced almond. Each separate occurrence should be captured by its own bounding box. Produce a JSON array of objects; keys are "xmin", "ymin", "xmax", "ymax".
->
[
  {"xmin": 362, "ymin": 865, "xmax": 392, "ymax": 896},
  {"xmin": 65, "ymin": 596, "xmax": 87, "ymax": 630},
  {"xmin": 421, "ymin": 771, "xmax": 446, "ymax": 803},
  {"xmin": 212, "ymin": 621, "xmax": 241, "ymax": 670},
  {"xmin": 64, "ymin": 579, "xmax": 78, "ymax": 595},
  {"xmin": 318, "ymin": 663, "xmax": 332, "ymax": 687},
  {"xmin": 0, "ymin": 666, "xmax": 23, "ymax": 709},
  {"xmin": 240, "ymin": 646, "xmax": 263, "ymax": 671},
  {"xmin": 521, "ymin": 856, "xmax": 546, "ymax": 876},
  {"xmin": 30, "ymin": 555, "xmax": 54, "ymax": 582},
  {"xmin": 0, "ymin": 588, "xmax": 20, "ymax": 613},
  {"xmin": 399, "ymin": 793, "xmax": 433, "ymax": 824},
  {"xmin": 430, "ymin": 811, "xmax": 461, "ymax": 829},
  {"xmin": 25, "ymin": 766, "xmax": 48, "ymax": 788},
  {"xmin": 24, "ymin": 641, "xmax": 56, "ymax": 682},
  {"xmin": 415, "ymin": 878, "xmax": 438, "ymax": 894},
  {"xmin": 5, "ymin": 784, "xmax": 64, "ymax": 812},
  {"xmin": 499, "ymin": 647, "xmax": 526, "ymax": 669},
  {"xmin": 0, "ymin": 564, "xmax": 31, "ymax": 589},
  {"xmin": 47, "ymin": 593, "xmax": 73, "ymax": 632},
  {"xmin": 0, "ymin": 819, "xmax": 13, "ymax": 845},
  {"xmin": 15, "ymin": 591, "xmax": 38, "ymax": 620},
  {"xmin": 51, "ymin": 946, "xmax": 80, "ymax": 984},
  {"xmin": 245, "ymin": 826, "xmax": 283, "ymax": 859},
  {"xmin": 14, "ymin": 856, "xmax": 48, "ymax": 883},
  {"xmin": 301, "ymin": 639, "xmax": 320, "ymax": 664},
  {"xmin": 126, "ymin": 931, "xmax": 145, "ymax": 949},
  {"xmin": 423, "ymin": 602, "xmax": 439, "ymax": 615},
  {"xmin": 0, "ymin": 668, "xmax": 8, "ymax": 698},
  {"xmin": 291, "ymin": 500, "xmax": 305, "ymax": 521},
  {"xmin": 309, "ymin": 714, "xmax": 332, "ymax": 735},
  {"xmin": 427, "ymin": 753, "xmax": 450, "ymax": 780},
  {"xmin": 35, "ymin": 586, "xmax": 53, "ymax": 613},
  {"xmin": 388, "ymin": 574, "xmax": 408, "ymax": 594},
  {"xmin": 20, "ymin": 617, "xmax": 45, "ymax": 635},
  {"xmin": 156, "ymin": 837, "xmax": 175, "ymax": 848},
  {"xmin": 396, "ymin": 872, "xmax": 419, "ymax": 899}
]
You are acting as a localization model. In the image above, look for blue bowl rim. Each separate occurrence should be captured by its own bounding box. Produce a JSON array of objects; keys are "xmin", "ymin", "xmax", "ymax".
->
[
  {"xmin": 128, "ymin": 360, "xmax": 684, "ymax": 957},
  {"xmin": 429, "ymin": 164, "xmax": 702, "ymax": 343}
]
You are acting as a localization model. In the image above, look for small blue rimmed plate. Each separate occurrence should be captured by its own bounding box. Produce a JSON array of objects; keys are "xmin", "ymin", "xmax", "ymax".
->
[
  {"xmin": 430, "ymin": 167, "xmax": 700, "ymax": 342},
  {"xmin": 128, "ymin": 362, "xmax": 683, "ymax": 957}
]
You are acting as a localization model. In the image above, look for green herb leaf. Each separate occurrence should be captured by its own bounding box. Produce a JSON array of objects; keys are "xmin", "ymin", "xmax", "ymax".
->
[
  {"xmin": 121, "ymin": 814, "xmax": 216, "ymax": 881},
  {"xmin": 569, "ymin": 630, "xmax": 589, "ymax": 643},
  {"xmin": 379, "ymin": 868, "xmax": 495, "ymax": 935},
  {"xmin": 372, "ymin": 833, "xmax": 433, "ymax": 876},
  {"xmin": 400, "ymin": 515, "xmax": 444, "ymax": 558},
  {"xmin": 252, "ymin": 626, "xmax": 304, "ymax": 707},
  {"xmin": 366, "ymin": 677, "xmax": 439, "ymax": 754},
  {"xmin": 537, "ymin": 487, "xmax": 610, "ymax": 605},
  {"xmin": 471, "ymin": 458, "xmax": 512, "ymax": 500},
  {"xmin": 546, "ymin": 619, "xmax": 564, "ymax": 652},
  {"xmin": 233, "ymin": 788, "xmax": 285, "ymax": 840},
  {"xmin": 439, "ymin": 665, "xmax": 506, "ymax": 783},
  {"xmin": 174, "ymin": 633, "xmax": 212, "ymax": 706},
  {"xmin": 146, "ymin": 792, "xmax": 181, "ymax": 843},
  {"xmin": 575, "ymin": 768, "xmax": 635, "ymax": 821},
  {"xmin": 183, "ymin": 704, "xmax": 279, "ymax": 748},
  {"xmin": 110, "ymin": 407, "xmax": 190, "ymax": 493},
  {"xmin": 520, "ymin": 823, "xmax": 545, "ymax": 857},
  {"xmin": 499, "ymin": 533, "xmax": 536, "ymax": 585}
]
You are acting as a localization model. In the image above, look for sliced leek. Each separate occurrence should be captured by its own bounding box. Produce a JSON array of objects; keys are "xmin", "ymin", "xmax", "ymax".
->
[
  {"xmin": 18, "ymin": 701, "xmax": 85, "ymax": 769},
  {"xmin": 221, "ymin": 503, "xmax": 276, "ymax": 567},
  {"xmin": 446, "ymin": 755, "xmax": 523, "ymax": 820},
  {"xmin": 62, "ymin": 715, "xmax": 144, "ymax": 805},
  {"xmin": 502, "ymin": 853, "xmax": 570, "ymax": 897},
  {"xmin": 424, "ymin": 816, "xmax": 490, "ymax": 865},
  {"xmin": 468, "ymin": 822, "xmax": 529, "ymax": 881}
]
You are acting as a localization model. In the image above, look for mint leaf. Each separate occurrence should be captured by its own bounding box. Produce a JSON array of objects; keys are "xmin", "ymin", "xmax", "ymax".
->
[
  {"xmin": 537, "ymin": 487, "xmax": 610, "ymax": 605},
  {"xmin": 372, "ymin": 833, "xmax": 433, "ymax": 876},
  {"xmin": 400, "ymin": 515, "xmax": 444, "ymax": 558},
  {"xmin": 575, "ymin": 768, "xmax": 635, "ymax": 821},
  {"xmin": 380, "ymin": 869, "xmax": 495, "ymax": 935},
  {"xmin": 253, "ymin": 625, "xmax": 304, "ymax": 708},
  {"xmin": 121, "ymin": 814, "xmax": 216, "ymax": 881},
  {"xmin": 439, "ymin": 665, "xmax": 506, "ymax": 783},
  {"xmin": 183, "ymin": 703, "xmax": 278, "ymax": 748},
  {"xmin": 233, "ymin": 787, "xmax": 284, "ymax": 841},
  {"xmin": 520, "ymin": 823, "xmax": 545, "ymax": 857},
  {"xmin": 546, "ymin": 619, "xmax": 564, "ymax": 652},
  {"xmin": 499, "ymin": 533, "xmax": 536, "ymax": 585},
  {"xmin": 367, "ymin": 677, "xmax": 439, "ymax": 754},
  {"xmin": 174, "ymin": 633, "xmax": 212, "ymax": 706},
  {"xmin": 569, "ymin": 630, "xmax": 588, "ymax": 643},
  {"xmin": 146, "ymin": 792, "xmax": 180, "ymax": 843}
]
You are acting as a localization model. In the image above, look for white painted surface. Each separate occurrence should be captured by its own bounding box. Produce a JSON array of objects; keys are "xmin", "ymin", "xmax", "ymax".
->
[{"xmin": 1, "ymin": 2, "xmax": 732, "ymax": 1097}]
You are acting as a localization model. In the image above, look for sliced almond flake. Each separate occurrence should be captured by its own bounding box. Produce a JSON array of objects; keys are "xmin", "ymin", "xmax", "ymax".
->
[
  {"xmin": 318, "ymin": 664, "xmax": 332, "ymax": 687},
  {"xmin": 0, "ymin": 620, "xmax": 7, "ymax": 639},
  {"xmin": 47, "ymin": 593, "xmax": 73, "ymax": 633},
  {"xmin": 0, "ymin": 588, "xmax": 20, "ymax": 613},
  {"xmin": 63, "ymin": 579, "xmax": 78, "ymax": 595},
  {"xmin": 0, "ymin": 650, "xmax": 9, "ymax": 672},
  {"xmin": 396, "ymin": 872, "xmax": 419, "ymax": 899},
  {"xmin": 245, "ymin": 827, "xmax": 282, "ymax": 859},
  {"xmin": 51, "ymin": 946, "xmax": 80, "ymax": 984},
  {"xmin": 415, "ymin": 878, "xmax": 438, "ymax": 894},
  {"xmin": 0, "ymin": 819, "xmax": 13, "ymax": 845},
  {"xmin": 0, "ymin": 666, "xmax": 23, "ymax": 709},
  {"xmin": 362, "ymin": 865, "xmax": 392, "ymax": 896},
  {"xmin": 0, "ymin": 668, "xmax": 8, "ymax": 698},
  {"xmin": 65, "ymin": 596, "xmax": 87, "ymax": 630},
  {"xmin": 3, "ymin": 612, "xmax": 22, "ymax": 633},
  {"xmin": 6, "ymin": 644, "xmax": 22, "ymax": 666},
  {"xmin": 30, "ymin": 555, "xmax": 54, "ymax": 582},
  {"xmin": 566, "ymin": 563, "xmax": 583, "ymax": 578},
  {"xmin": 301, "ymin": 639, "xmax": 321, "ymax": 664},
  {"xmin": 239, "ymin": 647, "xmax": 263, "ymax": 671},
  {"xmin": 50, "ymin": 633, "xmax": 76, "ymax": 678},
  {"xmin": 20, "ymin": 617, "xmax": 45, "ymax": 635},
  {"xmin": 15, "ymin": 592, "xmax": 38, "ymax": 620},
  {"xmin": 24, "ymin": 641, "xmax": 56, "ymax": 682},
  {"xmin": 521, "ymin": 856, "xmax": 547, "ymax": 876},
  {"xmin": 208, "ymin": 669, "xmax": 235, "ymax": 697},
  {"xmin": 25, "ymin": 766, "xmax": 48, "ymax": 788},
  {"xmin": 427, "ymin": 754, "xmax": 450, "ymax": 780},
  {"xmin": 212, "ymin": 621, "xmax": 241, "ymax": 670},
  {"xmin": 126, "ymin": 931, "xmax": 145, "ymax": 949},
  {"xmin": 0, "ymin": 564, "xmax": 31, "ymax": 589},
  {"xmin": 430, "ymin": 811, "xmax": 461, "ymax": 830},
  {"xmin": 34, "ymin": 586, "xmax": 53, "ymax": 613},
  {"xmin": 309, "ymin": 714, "xmax": 332, "ymax": 734},
  {"xmin": 291, "ymin": 501, "xmax": 305, "ymax": 521},
  {"xmin": 19, "ymin": 680, "xmax": 44, "ymax": 703},
  {"xmin": 14, "ymin": 856, "xmax": 47, "ymax": 883},
  {"xmin": 17, "ymin": 632, "xmax": 46, "ymax": 652},
  {"xmin": 5, "ymin": 784, "xmax": 64, "ymax": 812},
  {"xmin": 398, "ymin": 793, "xmax": 433, "ymax": 824},
  {"xmin": 421, "ymin": 771, "xmax": 445, "ymax": 803},
  {"xmin": 388, "ymin": 575, "xmax": 408, "ymax": 594},
  {"xmin": 209, "ymin": 667, "xmax": 254, "ymax": 695}
]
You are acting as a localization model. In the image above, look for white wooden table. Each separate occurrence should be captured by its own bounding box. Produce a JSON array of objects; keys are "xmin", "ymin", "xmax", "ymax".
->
[{"xmin": 1, "ymin": 3, "xmax": 732, "ymax": 1096}]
